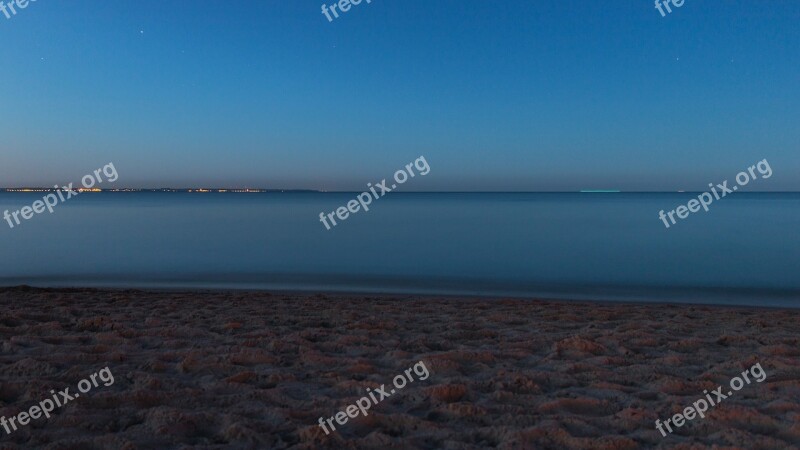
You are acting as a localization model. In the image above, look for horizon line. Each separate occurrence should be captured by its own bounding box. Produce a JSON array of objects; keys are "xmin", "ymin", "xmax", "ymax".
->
[{"xmin": 1, "ymin": 188, "xmax": 798, "ymax": 194}]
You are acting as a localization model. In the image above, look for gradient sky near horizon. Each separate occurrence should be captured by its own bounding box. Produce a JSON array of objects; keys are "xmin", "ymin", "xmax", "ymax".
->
[{"xmin": 0, "ymin": 0, "xmax": 798, "ymax": 191}]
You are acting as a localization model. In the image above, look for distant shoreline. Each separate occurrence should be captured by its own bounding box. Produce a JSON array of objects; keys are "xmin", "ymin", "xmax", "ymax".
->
[{"xmin": 0, "ymin": 188, "xmax": 321, "ymax": 193}]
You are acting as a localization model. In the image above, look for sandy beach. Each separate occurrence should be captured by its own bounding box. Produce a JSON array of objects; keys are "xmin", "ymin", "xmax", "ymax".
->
[{"xmin": 0, "ymin": 287, "xmax": 798, "ymax": 449}]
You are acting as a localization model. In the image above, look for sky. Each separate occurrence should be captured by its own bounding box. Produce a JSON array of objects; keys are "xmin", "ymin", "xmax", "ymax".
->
[{"xmin": 0, "ymin": 0, "xmax": 798, "ymax": 191}]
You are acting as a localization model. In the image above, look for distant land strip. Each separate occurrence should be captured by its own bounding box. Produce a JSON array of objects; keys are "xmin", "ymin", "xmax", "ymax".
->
[{"xmin": 0, "ymin": 188, "xmax": 320, "ymax": 193}]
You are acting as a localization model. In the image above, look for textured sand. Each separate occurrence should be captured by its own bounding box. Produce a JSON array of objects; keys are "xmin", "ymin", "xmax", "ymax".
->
[{"xmin": 0, "ymin": 287, "xmax": 799, "ymax": 449}]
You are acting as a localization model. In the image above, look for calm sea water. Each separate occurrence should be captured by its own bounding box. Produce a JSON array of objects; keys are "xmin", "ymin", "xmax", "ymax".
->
[{"xmin": 0, "ymin": 192, "xmax": 798, "ymax": 307}]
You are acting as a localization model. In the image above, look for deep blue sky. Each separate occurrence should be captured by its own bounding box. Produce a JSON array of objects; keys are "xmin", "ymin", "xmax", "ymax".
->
[{"xmin": 0, "ymin": 0, "xmax": 797, "ymax": 191}]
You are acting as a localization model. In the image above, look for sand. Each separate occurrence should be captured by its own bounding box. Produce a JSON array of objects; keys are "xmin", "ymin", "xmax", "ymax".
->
[{"xmin": 0, "ymin": 287, "xmax": 798, "ymax": 449}]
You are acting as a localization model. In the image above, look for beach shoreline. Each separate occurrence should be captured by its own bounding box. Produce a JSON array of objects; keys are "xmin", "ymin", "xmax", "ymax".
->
[{"xmin": 1, "ymin": 287, "xmax": 798, "ymax": 449}]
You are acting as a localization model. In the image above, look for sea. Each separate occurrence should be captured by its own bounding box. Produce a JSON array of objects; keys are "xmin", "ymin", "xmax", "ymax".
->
[{"xmin": 1, "ymin": 192, "xmax": 798, "ymax": 307}]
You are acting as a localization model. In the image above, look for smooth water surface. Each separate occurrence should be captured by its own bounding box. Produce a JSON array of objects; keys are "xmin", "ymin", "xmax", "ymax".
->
[{"xmin": 1, "ymin": 192, "xmax": 798, "ymax": 306}]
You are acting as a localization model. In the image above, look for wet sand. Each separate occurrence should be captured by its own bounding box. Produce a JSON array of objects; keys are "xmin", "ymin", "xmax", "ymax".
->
[{"xmin": 1, "ymin": 287, "xmax": 798, "ymax": 449}]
